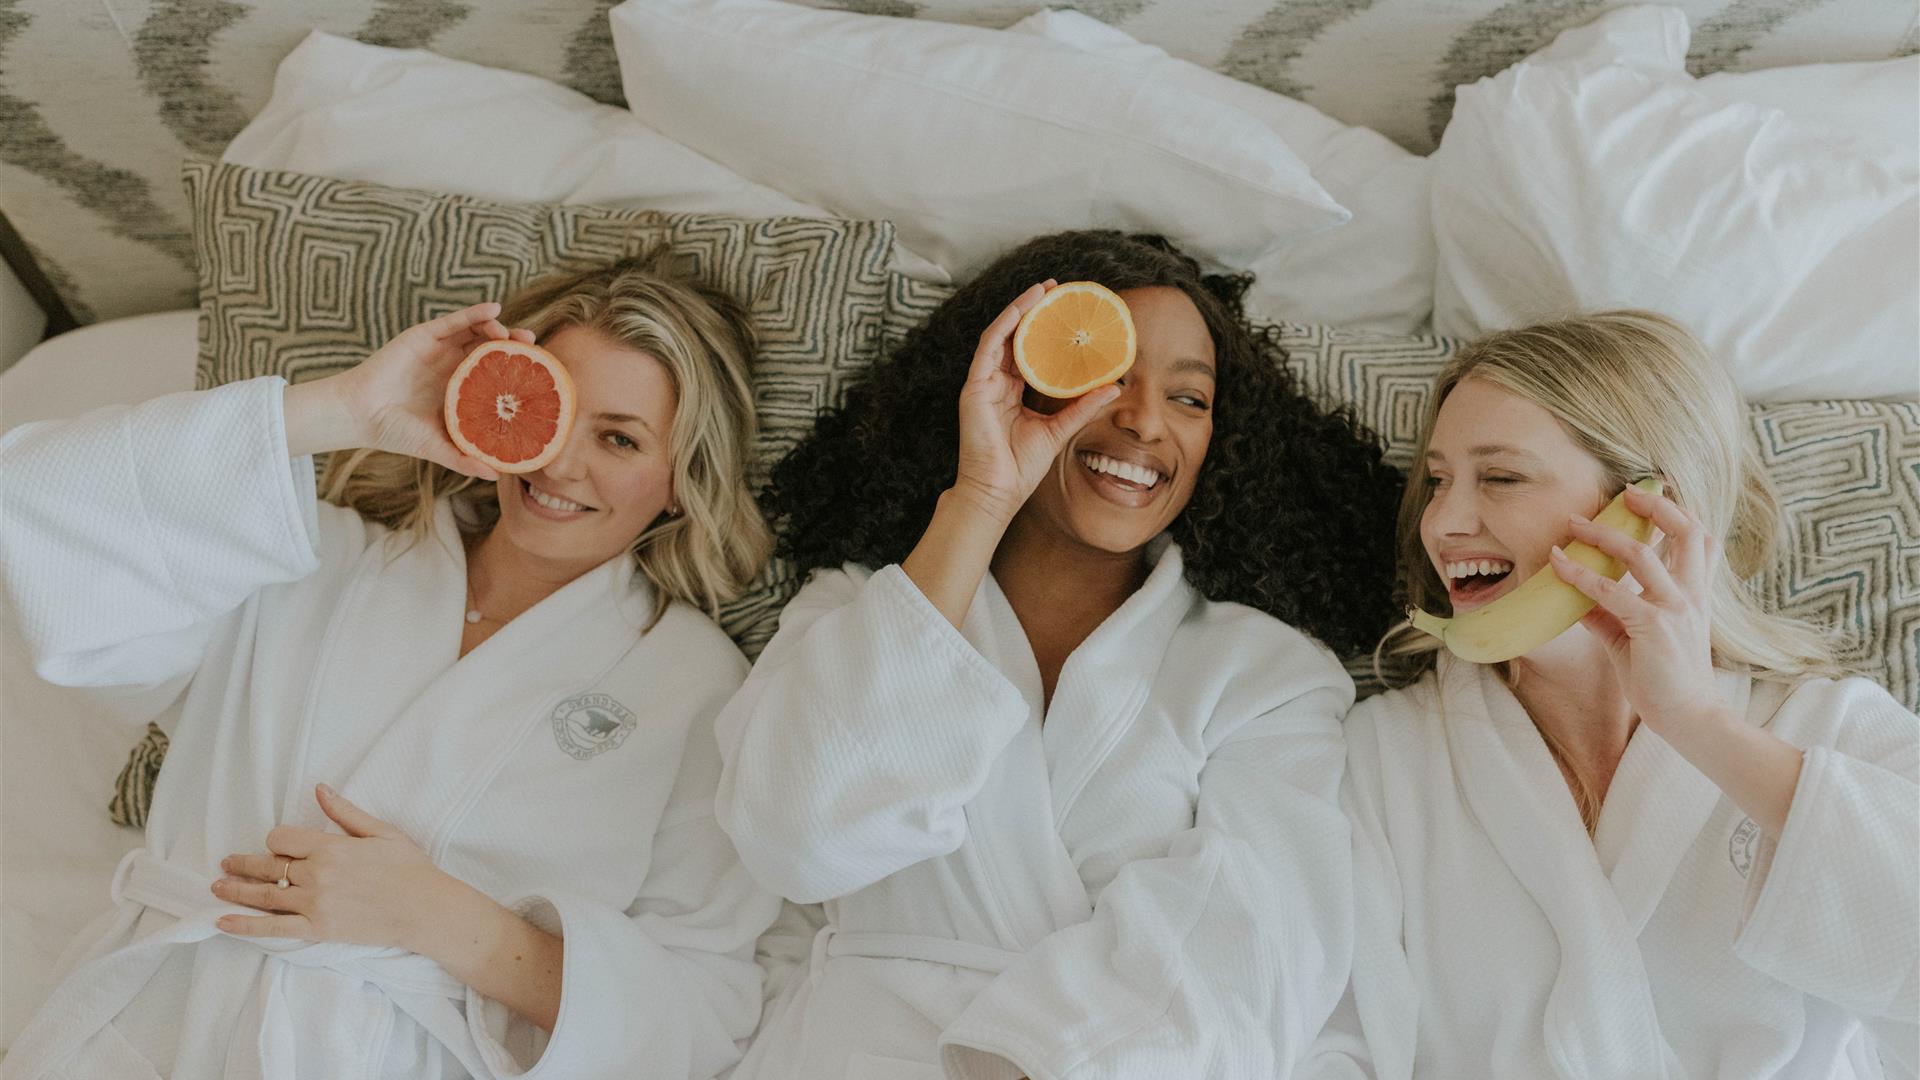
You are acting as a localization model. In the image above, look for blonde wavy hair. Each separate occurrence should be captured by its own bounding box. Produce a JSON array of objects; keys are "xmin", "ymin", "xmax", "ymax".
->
[
  {"xmin": 321, "ymin": 251, "xmax": 773, "ymax": 627},
  {"xmin": 1375, "ymin": 312, "xmax": 1844, "ymax": 823}
]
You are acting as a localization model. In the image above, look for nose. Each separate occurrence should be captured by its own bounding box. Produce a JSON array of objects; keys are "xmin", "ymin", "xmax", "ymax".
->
[
  {"xmin": 1106, "ymin": 377, "xmax": 1165, "ymax": 443},
  {"xmin": 1424, "ymin": 476, "xmax": 1482, "ymax": 538},
  {"xmin": 539, "ymin": 417, "xmax": 594, "ymax": 481}
]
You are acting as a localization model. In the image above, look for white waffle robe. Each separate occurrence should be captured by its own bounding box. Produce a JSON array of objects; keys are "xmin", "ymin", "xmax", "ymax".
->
[{"xmin": 0, "ymin": 378, "xmax": 778, "ymax": 1080}]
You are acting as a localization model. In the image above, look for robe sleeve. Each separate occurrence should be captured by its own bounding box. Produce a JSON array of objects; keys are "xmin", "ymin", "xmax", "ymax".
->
[
  {"xmin": 713, "ymin": 563, "xmax": 1032, "ymax": 903},
  {"xmin": 1733, "ymin": 679, "xmax": 1919, "ymax": 1048},
  {"xmin": 468, "ymin": 698, "xmax": 782, "ymax": 1080},
  {"xmin": 0, "ymin": 377, "xmax": 324, "ymax": 689},
  {"xmin": 936, "ymin": 649, "xmax": 1356, "ymax": 1080}
]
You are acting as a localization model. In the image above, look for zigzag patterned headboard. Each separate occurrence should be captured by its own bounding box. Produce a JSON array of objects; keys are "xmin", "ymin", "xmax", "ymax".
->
[{"xmin": 1, "ymin": 0, "xmax": 1914, "ymax": 333}]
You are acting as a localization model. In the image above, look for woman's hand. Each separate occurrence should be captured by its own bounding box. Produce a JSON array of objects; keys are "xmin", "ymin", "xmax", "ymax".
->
[
  {"xmin": 213, "ymin": 783, "xmax": 457, "ymax": 953},
  {"xmin": 1550, "ymin": 484, "xmax": 1806, "ymax": 836},
  {"xmin": 284, "ymin": 302, "xmax": 535, "ymax": 480},
  {"xmin": 1549, "ymin": 484, "xmax": 1724, "ymax": 734},
  {"xmin": 216, "ymin": 783, "xmax": 568, "ymax": 1030},
  {"xmin": 951, "ymin": 281, "xmax": 1120, "ymax": 525}
]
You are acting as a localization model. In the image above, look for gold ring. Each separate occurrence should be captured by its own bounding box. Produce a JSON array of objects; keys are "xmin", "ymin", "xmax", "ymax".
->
[{"xmin": 276, "ymin": 858, "xmax": 292, "ymax": 889}]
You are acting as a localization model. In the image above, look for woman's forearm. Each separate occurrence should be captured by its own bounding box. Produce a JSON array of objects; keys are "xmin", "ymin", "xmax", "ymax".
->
[
  {"xmin": 417, "ymin": 875, "xmax": 565, "ymax": 1033},
  {"xmin": 1662, "ymin": 705, "xmax": 1805, "ymax": 838},
  {"xmin": 901, "ymin": 487, "xmax": 1012, "ymax": 628}
]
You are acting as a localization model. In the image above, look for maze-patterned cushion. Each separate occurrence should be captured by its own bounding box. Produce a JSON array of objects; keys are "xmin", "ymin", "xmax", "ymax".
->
[
  {"xmin": 883, "ymin": 290, "xmax": 1920, "ymax": 707},
  {"xmin": 183, "ymin": 157, "xmax": 895, "ymax": 653}
]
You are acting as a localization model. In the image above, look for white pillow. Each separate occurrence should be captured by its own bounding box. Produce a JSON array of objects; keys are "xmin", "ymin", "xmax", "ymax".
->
[
  {"xmin": 1430, "ymin": 6, "xmax": 1918, "ymax": 402},
  {"xmin": 1696, "ymin": 57, "xmax": 1919, "ymax": 153},
  {"xmin": 1006, "ymin": 9, "xmax": 1434, "ymax": 334},
  {"xmin": 223, "ymin": 31, "xmax": 946, "ymax": 280},
  {"xmin": 607, "ymin": 0, "xmax": 1349, "ymax": 284}
]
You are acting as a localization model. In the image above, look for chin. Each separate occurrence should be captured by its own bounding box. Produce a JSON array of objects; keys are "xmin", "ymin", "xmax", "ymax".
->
[{"xmin": 1064, "ymin": 511, "xmax": 1165, "ymax": 555}]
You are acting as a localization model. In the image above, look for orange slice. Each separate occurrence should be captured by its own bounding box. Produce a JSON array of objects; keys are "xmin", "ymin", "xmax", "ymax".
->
[
  {"xmin": 443, "ymin": 340, "xmax": 576, "ymax": 474},
  {"xmin": 1012, "ymin": 282, "xmax": 1137, "ymax": 398}
]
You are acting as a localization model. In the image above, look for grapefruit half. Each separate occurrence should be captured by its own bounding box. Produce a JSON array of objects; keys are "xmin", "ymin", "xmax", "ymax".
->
[{"xmin": 443, "ymin": 340, "xmax": 576, "ymax": 474}]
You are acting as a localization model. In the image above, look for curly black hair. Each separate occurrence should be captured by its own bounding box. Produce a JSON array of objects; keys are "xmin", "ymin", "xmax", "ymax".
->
[{"xmin": 762, "ymin": 230, "xmax": 1405, "ymax": 656}]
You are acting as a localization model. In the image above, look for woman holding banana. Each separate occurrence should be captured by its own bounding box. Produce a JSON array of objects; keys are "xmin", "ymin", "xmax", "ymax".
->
[{"xmin": 1304, "ymin": 311, "xmax": 1918, "ymax": 1079}]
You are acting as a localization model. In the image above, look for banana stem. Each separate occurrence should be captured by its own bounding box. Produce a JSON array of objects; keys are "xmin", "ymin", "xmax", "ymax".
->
[{"xmin": 1407, "ymin": 607, "xmax": 1451, "ymax": 641}]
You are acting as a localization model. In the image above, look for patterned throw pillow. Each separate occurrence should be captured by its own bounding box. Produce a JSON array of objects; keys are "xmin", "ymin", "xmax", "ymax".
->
[{"xmin": 183, "ymin": 156, "xmax": 895, "ymax": 655}]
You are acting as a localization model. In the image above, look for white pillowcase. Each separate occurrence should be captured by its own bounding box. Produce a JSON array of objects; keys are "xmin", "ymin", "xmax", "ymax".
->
[
  {"xmin": 607, "ymin": 0, "xmax": 1349, "ymax": 284},
  {"xmin": 1431, "ymin": 6, "xmax": 1918, "ymax": 402},
  {"xmin": 1007, "ymin": 9, "xmax": 1434, "ymax": 334},
  {"xmin": 223, "ymin": 31, "xmax": 945, "ymax": 280}
]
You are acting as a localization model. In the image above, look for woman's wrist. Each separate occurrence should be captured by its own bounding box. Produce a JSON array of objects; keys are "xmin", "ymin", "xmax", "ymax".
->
[
  {"xmin": 1657, "ymin": 705, "xmax": 1804, "ymax": 837},
  {"xmin": 405, "ymin": 869, "xmax": 497, "ymax": 968},
  {"xmin": 281, "ymin": 374, "xmax": 371, "ymax": 459},
  {"xmin": 902, "ymin": 487, "xmax": 1014, "ymax": 628}
]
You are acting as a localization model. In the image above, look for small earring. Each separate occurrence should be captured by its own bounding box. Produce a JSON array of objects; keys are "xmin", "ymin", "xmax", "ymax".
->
[{"xmin": 667, "ymin": 504, "xmax": 681, "ymax": 516}]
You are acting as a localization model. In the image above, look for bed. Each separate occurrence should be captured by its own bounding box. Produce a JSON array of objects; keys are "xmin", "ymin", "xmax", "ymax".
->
[{"xmin": 2, "ymin": 0, "xmax": 1915, "ymax": 1058}]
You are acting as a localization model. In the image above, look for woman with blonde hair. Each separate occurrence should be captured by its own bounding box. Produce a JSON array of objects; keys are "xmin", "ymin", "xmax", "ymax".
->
[
  {"xmin": 2, "ymin": 254, "xmax": 780, "ymax": 1079},
  {"xmin": 1307, "ymin": 311, "xmax": 1917, "ymax": 1079}
]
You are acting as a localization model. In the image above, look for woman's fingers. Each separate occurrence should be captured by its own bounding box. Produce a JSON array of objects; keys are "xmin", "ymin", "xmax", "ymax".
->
[
  {"xmin": 212, "ymin": 876, "xmax": 306, "ymax": 914},
  {"xmin": 1624, "ymin": 485, "xmax": 1714, "ymax": 588},
  {"xmin": 1567, "ymin": 514, "xmax": 1680, "ymax": 605},
  {"xmin": 315, "ymin": 783, "xmax": 398, "ymax": 840},
  {"xmin": 264, "ymin": 825, "xmax": 325, "ymax": 860},
  {"xmin": 965, "ymin": 281, "xmax": 1054, "ymax": 387},
  {"xmin": 1550, "ymin": 545, "xmax": 1658, "ymax": 627},
  {"xmin": 1577, "ymin": 603, "xmax": 1631, "ymax": 651},
  {"xmin": 221, "ymin": 853, "xmax": 286, "ymax": 882},
  {"xmin": 425, "ymin": 302, "xmax": 503, "ymax": 342},
  {"xmin": 1040, "ymin": 384, "xmax": 1122, "ymax": 446}
]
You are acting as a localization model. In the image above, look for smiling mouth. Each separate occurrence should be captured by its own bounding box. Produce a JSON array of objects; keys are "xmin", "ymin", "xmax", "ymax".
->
[
  {"xmin": 520, "ymin": 477, "xmax": 596, "ymax": 514},
  {"xmin": 1444, "ymin": 558, "xmax": 1514, "ymax": 605},
  {"xmin": 1078, "ymin": 450, "xmax": 1165, "ymax": 492}
]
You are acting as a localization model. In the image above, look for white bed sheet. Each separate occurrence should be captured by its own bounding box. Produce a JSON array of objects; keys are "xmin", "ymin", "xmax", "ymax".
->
[{"xmin": 0, "ymin": 309, "xmax": 198, "ymax": 1052}]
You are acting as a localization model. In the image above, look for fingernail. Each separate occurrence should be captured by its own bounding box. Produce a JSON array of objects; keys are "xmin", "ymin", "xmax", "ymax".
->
[
  {"xmin": 317, "ymin": 783, "xmax": 333, "ymax": 797},
  {"xmin": 1550, "ymin": 545, "xmax": 1566, "ymax": 558},
  {"xmin": 220, "ymin": 857, "xmax": 231, "ymax": 871},
  {"xmin": 210, "ymin": 881, "xmax": 223, "ymax": 895}
]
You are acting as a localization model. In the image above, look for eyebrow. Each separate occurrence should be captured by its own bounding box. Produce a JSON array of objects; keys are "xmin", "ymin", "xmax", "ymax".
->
[
  {"xmin": 595, "ymin": 411, "xmax": 658, "ymax": 439},
  {"xmin": 1424, "ymin": 444, "xmax": 1548, "ymax": 465},
  {"xmin": 1168, "ymin": 357, "xmax": 1217, "ymax": 379}
]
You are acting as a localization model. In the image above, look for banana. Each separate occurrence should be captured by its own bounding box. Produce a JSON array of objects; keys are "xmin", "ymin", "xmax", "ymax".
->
[{"xmin": 1408, "ymin": 477, "xmax": 1663, "ymax": 663}]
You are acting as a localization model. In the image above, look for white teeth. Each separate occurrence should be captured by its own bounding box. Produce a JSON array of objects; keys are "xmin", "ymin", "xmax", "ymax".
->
[
  {"xmin": 1446, "ymin": 558, "xmax": 1514, "ymax": 581},
  {"xmin": 1079, "ymin": 451, "xmax": 1163, "ymax": 489},
  {"xmin": 528, "ymin": 483, "xmax": 588, "ymax": 512}
]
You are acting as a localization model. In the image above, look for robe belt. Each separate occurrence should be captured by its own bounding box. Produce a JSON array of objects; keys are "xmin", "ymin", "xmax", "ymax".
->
[
  {"xmin": 111, "ymin": 848, "xmax": 468, "ymax": 998},
  {"xmin": 810, "ymin": 924, "xmax": 1022, "ymax": 978}
]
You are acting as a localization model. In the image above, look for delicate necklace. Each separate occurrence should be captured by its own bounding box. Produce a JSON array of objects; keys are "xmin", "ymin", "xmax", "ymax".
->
[{"xmin": 465, "ymin": 576, "xmax": 491, "ymax": 625}]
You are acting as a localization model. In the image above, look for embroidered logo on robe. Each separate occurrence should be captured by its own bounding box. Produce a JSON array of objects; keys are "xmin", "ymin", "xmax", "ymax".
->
[
  {"xmin": 1728, "ymin": 816, "xmax": 1761, "ymax": 879},
  {"xmin": 552, "ymin": 693, "xmax": 637, "ymax": 760}
]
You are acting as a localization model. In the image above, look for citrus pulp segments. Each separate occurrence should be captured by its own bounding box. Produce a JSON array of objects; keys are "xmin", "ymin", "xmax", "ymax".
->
[
  {"xmin": 1013, "ymin": 281, "xmax": 1137, "ymax": 398},
  {"xmin": 443, "ymin": 340, "xmax": 577, "ymax": 474}
]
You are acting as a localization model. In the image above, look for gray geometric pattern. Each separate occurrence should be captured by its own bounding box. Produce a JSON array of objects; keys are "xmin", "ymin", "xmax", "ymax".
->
[
  {"xmin": 3, "ymin": 0, "xmax": 1912, "ymax": 330},
  {"xmin": 184, "ymin": 157, "xmax": 896, "ymax": 652}
]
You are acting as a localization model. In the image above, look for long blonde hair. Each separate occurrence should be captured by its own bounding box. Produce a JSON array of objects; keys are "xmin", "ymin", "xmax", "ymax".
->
[
  {"xmin": 1375, "ymin": 312, "xmax": 1843, "ymax": 825},
  {"xmin": 321, "ymin": 251, "xmax": 773, "ymax": 626}
]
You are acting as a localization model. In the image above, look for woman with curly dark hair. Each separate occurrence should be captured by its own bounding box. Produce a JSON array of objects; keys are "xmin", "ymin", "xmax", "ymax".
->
[{"xmin": 715, "ymin": 230, "xmax": 1402, "ymax": 1080}]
